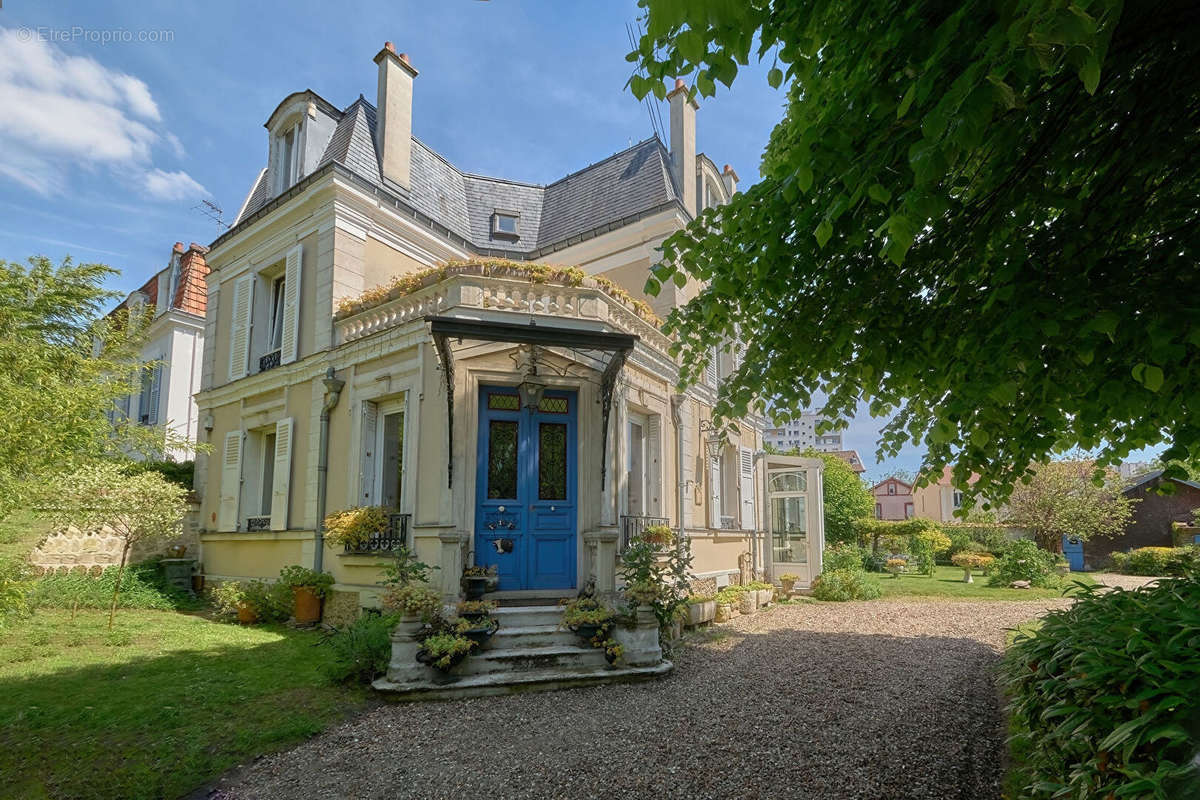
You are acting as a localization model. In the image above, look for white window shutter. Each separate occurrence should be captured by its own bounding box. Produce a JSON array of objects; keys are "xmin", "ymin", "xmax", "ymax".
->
[
  {"xmin": 705, "ymin": 347, "xmax": 719, "ymax": 388},
  {"xmin": 280, "ymin": 244, "xmax": 302, "ymax": 364},
  {"xmin": 147, "ymin": 364, "xmax": 163, "ymax": 425},
  {"xmin": 218, "ymin": 431, "xmax": 243, "ymax": 531},
  {"xmin": 647, "ymin": 415, "xmax": 662, "ymax": 515},
  {"xmin": 359, "ymin": 401, "xmax": 378, "ymax": 504},
  {"xmin": 709, "ymin": 455, "xmax": 722, "ymax": 528},
  {"xmin": 270, "ymin": 417, "xmax": 294, "ymax": 531},
  {"xmin": 228, "ymin": 273, "xmax": 254, "ymax": 381},
  {"xmin": 739, "ymin": 446, "xmax": 756, "ymax": 530}
]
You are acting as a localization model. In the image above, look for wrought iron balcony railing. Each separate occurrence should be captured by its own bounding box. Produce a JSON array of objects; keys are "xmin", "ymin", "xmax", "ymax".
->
[
  {"xmin": 259, "ymin": 349, "xmax": 281, "ymax": 373},
  {"xmin": 343, "ymin": 512, "xmax": 410, "ymax": 554},
  {"xmin": 619, "ymin": 514, "xmax": 670, "ymax": 553},
  {"xmin": 246, "ymin": 515, "xmax": 271, "ymax": 532}
]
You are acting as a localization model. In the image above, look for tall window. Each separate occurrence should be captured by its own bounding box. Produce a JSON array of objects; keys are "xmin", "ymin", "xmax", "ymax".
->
[
  {"xmin": 627, "ymin": 415, "xmax": 647, "ymax": 516},
  {"xmin": 953, "ymin": 490, "xmax": 963, "ymax": 509},
  {"xmin": 379, "ymin": 410, "xmax": 404, "ymax": 509},
  {"xmin": 276, "ymin": 127, "xmax": 296, "ymax": 193},
  {"xmin": 260, "ymin": 431, "xmax": 276, "ymax": 515},
  {"xmin": 888, "ymin": 483, "xmax": 896, "ymax": 495},
  {"xmin": 361, "ymin": 399, "xmax": 406, "ymax": 510},
  {"xmin": 268, "ymin": 276, "xmax": 286, "ymax": 352}
]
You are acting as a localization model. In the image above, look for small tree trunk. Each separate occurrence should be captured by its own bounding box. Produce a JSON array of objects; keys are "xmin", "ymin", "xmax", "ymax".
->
[{"xmin": 108, "ymin": 542, "xmax": 129, "ymax": 631}]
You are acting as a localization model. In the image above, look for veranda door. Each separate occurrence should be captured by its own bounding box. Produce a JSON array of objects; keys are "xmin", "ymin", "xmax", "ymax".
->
[
  {"xmin": 475, "ymin": 386, "xmax": 577, "ymax": 591},
  {"xmin": 765, "ymin": 457, "xmax": 825, "ymax": 587}
]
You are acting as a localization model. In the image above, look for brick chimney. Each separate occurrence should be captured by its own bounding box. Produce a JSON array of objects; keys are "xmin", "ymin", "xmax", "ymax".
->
[
  {"xmin": 667, "ymin": 78, "xmax": 698, "ymax": 216},
  {"xmin": 722, "ymin": 164, "xmax": 739, "ymax": 197},
  {"xmin": 373, "ymin": 42, "xmax": 418, "ymax": 190}
]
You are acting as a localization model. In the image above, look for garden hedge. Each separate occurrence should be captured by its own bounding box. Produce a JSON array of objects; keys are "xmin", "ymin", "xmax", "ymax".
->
[{"xmin": 1004, "ymin": 575, "xmax": 1200, "ymax": 799}]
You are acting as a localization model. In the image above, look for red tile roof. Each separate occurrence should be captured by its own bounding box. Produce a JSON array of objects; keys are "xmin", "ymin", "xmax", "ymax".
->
[{"xmin": 831, "ymin": 449, "xmax": 866, "ymax": 473}]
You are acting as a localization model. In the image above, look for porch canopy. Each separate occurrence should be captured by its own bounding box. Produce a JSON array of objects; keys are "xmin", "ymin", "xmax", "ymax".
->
[{"xmin": 426, "ymin": 315, "xmax": 638, "ymax": 488}]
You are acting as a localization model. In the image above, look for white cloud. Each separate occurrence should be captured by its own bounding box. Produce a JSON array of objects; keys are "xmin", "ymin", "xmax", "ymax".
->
[
  {"xmin": 0, "ymin": 27, "xmax": 200, "ymax": 200},
  {"xmin": 143, "ymin": 169, "xmax": 207, "ymax": 201}
]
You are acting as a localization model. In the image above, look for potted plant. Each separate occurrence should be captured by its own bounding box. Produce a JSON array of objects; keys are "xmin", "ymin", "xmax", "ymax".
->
[
  {"xmin": 382, "ymin": 583, "xmax": 443, "ymax": 621},
  {"xmin": 778, "ymin": 573, "xmax": 799, "ymax": 594},
  {"xmin": 416, "ymin": 632, "xmax": 476, "ymax": 678},
  {"xmin": 639, "ymin": 524, "xmax": 674, "ymax": 548},
  {"xmin": 749, "ymin": 580, "xmax": 774, "ymax": 607},
  {"xmin": 456, "ymin": 599, "xmax": 496, "ymax": 623},
  {"xmin": 951, "ymin": 552, "xmax": 995, "ymax": 584},
  {"xmin": 714, "ymin": 587, "xmax": 742, "ymax": 622},
  {"xmin": 278, "ymin": 565, "xmax": 335, "ymax": 624},
  {"xmin": 600, "ymin": 637, "xmax": 623, "ymax": 667},
  {"xmin": 886, "ymin": 557, "xmax": 908, "ymax": 578},
  {"xmin": 461, "ymin": 564, "xmax": 498, "ymax": 600},
  {"xmin": 322, "ymin": 505, "xmax": 389, "ymax": 551},
  {"xmin": 452, "ymin": 614, "xmax": 499, "ymax": 646},
  {"xmin": 560, "ymin": 596, "xmax": 614, "ymax": 640},
  {"xmin": 212, "ymin": 581, "xmax": 268, "ymax": 625},
  {"xmin": 685, "ymin": 594, "xmax": 716, "ymax": 626}
]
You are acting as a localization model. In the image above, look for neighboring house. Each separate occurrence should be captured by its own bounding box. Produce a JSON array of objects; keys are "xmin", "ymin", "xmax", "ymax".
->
[
  {"xmin": 764, "ymin": 408, "xmax": 843, "ymax": 452},
  {"xmin": 913, "ymin": 465, "xmax": 981, "ymax": 522},
  {"xmin": 193, "ymin": 43, "xmax": 826, "ymax": 636},
  {"xmin": 830, "ymin": 449, "xmax": 866, "ymax": 475},
  {"xmin": 872, "ymin": 477, "xmax": 914, "ymax": 520},
  {"xmin": 1079, "ymin": 470, "xmax": 1200, "ymax": 566},
  {"xmin": 110, "ymin": 241, "xmax": 209, "ymax": 460}
]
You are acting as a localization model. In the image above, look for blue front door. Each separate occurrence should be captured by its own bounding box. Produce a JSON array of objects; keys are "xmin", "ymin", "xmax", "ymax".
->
[
  {"xmin": 1062, "ymin": 535, "xmax": 1084, "ymax": 571},
  {"xmin": 475, "ymin": 386, "xmax": 577, "ymax": 591}
]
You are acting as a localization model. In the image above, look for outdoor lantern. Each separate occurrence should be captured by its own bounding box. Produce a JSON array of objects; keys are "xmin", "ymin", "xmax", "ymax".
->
[
  {"xmin": 705, "ymin": 435, "xmax": 725, "ymax": 459},
  {"xmin": 518, "ymin": 374, "xmax": 547, "ymax": 409}
]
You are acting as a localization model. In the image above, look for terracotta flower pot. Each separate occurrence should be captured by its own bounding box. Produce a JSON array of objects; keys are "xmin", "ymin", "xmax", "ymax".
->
[
  {"xmin": 236, "ymin": 604, "xmax": 258, "ymax": 625},
  {"xmin": 292, "ymin": 586, "xmax": 322, "ymax": 624}
]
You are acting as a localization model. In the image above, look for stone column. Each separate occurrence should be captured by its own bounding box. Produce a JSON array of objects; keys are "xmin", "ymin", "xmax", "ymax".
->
[
  {"xmin": 582, "ymin": 528, "xmax": 619, "ymax": 595},
  {"xmin": 437, "ymin": 529, "xmax": 468, "ymax": 602}
]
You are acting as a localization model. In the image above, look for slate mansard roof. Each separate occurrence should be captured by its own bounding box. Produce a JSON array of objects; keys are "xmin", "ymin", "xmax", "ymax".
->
[{"xmin": 232, "ymin": 95, "xmax": 682, "ymax": 257}]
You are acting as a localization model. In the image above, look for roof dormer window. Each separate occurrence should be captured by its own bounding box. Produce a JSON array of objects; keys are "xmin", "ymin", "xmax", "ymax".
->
[
  {"xmin": 492, "ymin": 210, "xmax": 519, "ymax": 239},
  {"xmin": 274, "ymin": 123, "xmax": 301, "ymax": 194}
]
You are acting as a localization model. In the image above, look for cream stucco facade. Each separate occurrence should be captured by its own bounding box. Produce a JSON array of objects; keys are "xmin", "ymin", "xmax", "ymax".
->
[{"xmin": 192, "ymin": 47, "xmax": 818, "ymax": 609}]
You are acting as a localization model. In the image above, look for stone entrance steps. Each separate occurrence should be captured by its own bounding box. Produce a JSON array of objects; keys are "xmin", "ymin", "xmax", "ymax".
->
[{"xmin": 373, "ymin": 604, "xmax": 672, "ymax": 701}]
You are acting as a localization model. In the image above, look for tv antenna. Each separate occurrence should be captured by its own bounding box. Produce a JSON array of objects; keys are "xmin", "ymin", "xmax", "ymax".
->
[{"xmin": 192, "ymin": 199, "xmax": 230, "ymax": 232}]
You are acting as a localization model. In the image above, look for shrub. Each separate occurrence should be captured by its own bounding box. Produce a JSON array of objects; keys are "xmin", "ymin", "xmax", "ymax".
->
[
  {"xmin": 381, "ymin": 584, "xmax": 442, "ymax": 620},
  {"xmin": 619, "ymin": 527, "xmax": 693, "ymax": 633},
  {"xmin": 1004, "ymin": 576, "xmax": 1200, "ymax": 799},
  {"xmin": 323, "ymin": 506, "xmax": 389, "ymax": 550},
  {"xmin": 320, "ymin": 611, "xmax": 400, "ymax": 684},
  {"xmin": 0, "ymin": 555, "xmax": 33, "ymax": 625},
  {"xmin": 988, "ymin": 539, "xmax": 1058, "ymax": 587},
  {"xmin": 822, "ymin": 542, "xmax": 869, "ymax": 572},
  {"xmin": 909, "ymin": 528, "xmax": 952, "ymax": 575},
  {"xmin": 210, "ymin": 579, "xmax": 290, "ymax": 622},
  {"xmin": 31, "ymin": 561, "xmax": 196, "ymax": 611},
  {"xmin": 1108, "ymin": 551, "xmax": 1130, "ymax": 572},
  {"xmin": 811, "ymin": 569, "xmax": 881, "ymax": 601},
  {"xmin": 1118, "ymin": 546, "xmax": 1200, "ymax": 576},
  {"xmin": 123, "ymin": 459, "xmax": 194, "ymax": 490}
]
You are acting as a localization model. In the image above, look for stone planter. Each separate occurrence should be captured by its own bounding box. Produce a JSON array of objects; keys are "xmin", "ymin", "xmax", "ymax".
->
[
  {"xmin": 715, "ymin": 603, "xmax": 734, "ymax": 623},
  {"xmin": 382, "ymin": 615, "xmax": 434, "ymax": 687},
  {"xmin": 780, "ymin": 577, "xmax": 796, "ymax": 594},
  {"xmin": 612, "ymin": 605, "xmax": 663, "ymax": 667},
  {"xmin": 739, "ymin": 592, "xmax": 757, "ymax": 615},
  {"xmin": 686, "ymin": 600, "xmax": 716, "ymax": 627},
  {"xmin": 757, "ymin": 589, "xmax": 773, "ymax": 608}
]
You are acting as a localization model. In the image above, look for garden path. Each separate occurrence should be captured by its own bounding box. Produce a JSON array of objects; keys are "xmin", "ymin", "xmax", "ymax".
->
[{"xmin": 206, "ymin": 598, "xmax": 1070, "ymax": 800}]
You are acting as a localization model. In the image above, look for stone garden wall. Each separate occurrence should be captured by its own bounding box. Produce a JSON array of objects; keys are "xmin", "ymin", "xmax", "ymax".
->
[{"xmin": 29, "ymin": 503, "xmax": 201, "ymax": 574}]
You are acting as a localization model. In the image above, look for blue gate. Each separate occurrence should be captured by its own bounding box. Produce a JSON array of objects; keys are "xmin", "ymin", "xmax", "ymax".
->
[
  {"xmin": 474, "ymin": 386, "xmax": 577, "ymax": 591},
  {"xmin": 1062, "ymin": 535, "xmax": 1084, "ymax": 571}
]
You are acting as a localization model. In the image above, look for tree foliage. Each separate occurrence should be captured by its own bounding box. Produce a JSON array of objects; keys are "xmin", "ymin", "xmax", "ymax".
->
[
  {"xmin": 630, "ymin": 0, "xmax": 1200, "ymax": 505},
  {"xmin": 0, "ymin": 256, "xmax": 169, "ymax": 514},
  {"xmin": 1004, "ymin": 456, "xmax": 1134, "ymax": 550},
  {"xmin": 800, "ymin": 448, "xmax": 874, "ymax": 544}
]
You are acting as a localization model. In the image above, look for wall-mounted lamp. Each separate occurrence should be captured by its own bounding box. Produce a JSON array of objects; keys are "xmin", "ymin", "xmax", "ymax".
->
[
  {"xmin": 202, "ymin": 413, "xmax": 214, "ymax": 436},
  {"xmin": 699, "ymin": 418, "xmax": 726, "ymax": 458}
]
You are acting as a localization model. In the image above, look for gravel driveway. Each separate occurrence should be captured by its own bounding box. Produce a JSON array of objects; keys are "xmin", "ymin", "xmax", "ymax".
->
[{"xmin": 206, "ymin": 599, "xmax": 1070, "ymax": 800}]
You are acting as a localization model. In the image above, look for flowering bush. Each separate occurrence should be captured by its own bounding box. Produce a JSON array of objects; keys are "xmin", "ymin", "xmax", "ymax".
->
[
  {"xmin": 381, "ymin": 584, "xmax": 441, "ymax": 619},
  {"xmin": 322, "ymin": 506, "xmax": 388, "ymax": 550},
  {"xmin": 885, "ymin": 557, "xmax": 907, "ymax": 577}
]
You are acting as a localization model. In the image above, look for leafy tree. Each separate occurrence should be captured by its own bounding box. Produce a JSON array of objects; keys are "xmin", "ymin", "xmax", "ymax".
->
[
  {"xmin": 798, "ymin": 447, "xmax": 874, "ymax": 544},
  {"xmin": 0, "ymin": 256, "xmax": 170, "ymax": 515},
  {"xmin": 629, "ymin": 1, "xmax": 1200, "ymax": 505},
  {"xmin": 1003, "ymin": 456, "xmax": 1134, "ymax": 552},
  {"xmin": 34, "ymin": 462, "xmax": 189, "ymax": 629}
]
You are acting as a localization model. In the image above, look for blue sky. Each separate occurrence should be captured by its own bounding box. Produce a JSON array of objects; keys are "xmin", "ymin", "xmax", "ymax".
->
[{"xmin": 0, "ymin": 2, "xmax": 1162, "ymax": 476}]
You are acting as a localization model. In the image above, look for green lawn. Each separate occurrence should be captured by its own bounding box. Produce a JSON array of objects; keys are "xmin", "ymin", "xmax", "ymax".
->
[
  {"xmin": 0, "ymin": 609, "xmax": 369, "ymax": 799},
  {"xmin": 875, "ymin": 565, "xmax": 1094, "ymax": 600},
  {"xmin": 0, "ymin": 510, "xmax": 50, "ymax": 561}
]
